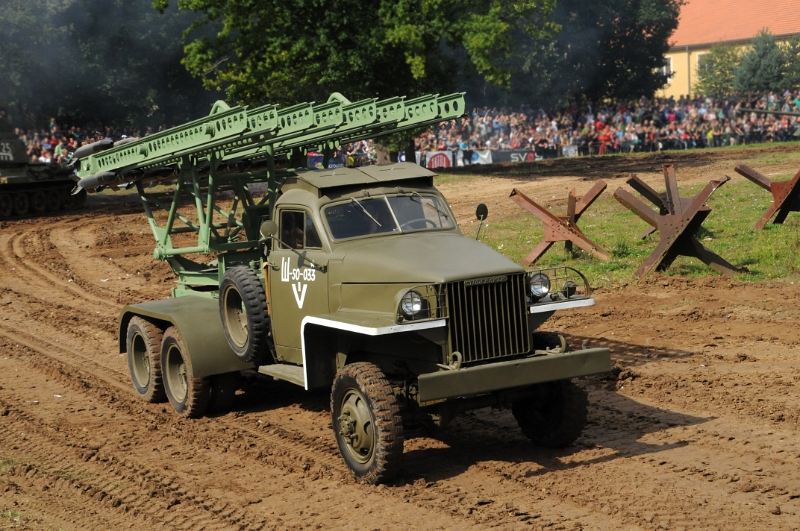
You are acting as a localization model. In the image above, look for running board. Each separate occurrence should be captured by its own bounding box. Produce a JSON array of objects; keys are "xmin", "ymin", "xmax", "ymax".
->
[{"xmin": 258, "ymin": 364, "xmax": 305, "ymax": 387}]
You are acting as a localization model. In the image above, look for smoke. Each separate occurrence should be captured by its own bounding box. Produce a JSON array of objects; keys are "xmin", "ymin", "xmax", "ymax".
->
[{"xmin": 0, "ymin": 0, "xmax": 221, "ymax": 130}]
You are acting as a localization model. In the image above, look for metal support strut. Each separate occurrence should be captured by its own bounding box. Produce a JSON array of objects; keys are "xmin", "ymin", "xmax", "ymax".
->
[
  {"xmin": 613, "ymin": 164, "xmax": 741, "ymax": 279},
  {"xmin": 734, "ymin": 163, "xmax": 800, "ymax": 230},
  {"xmin": 510, "ymin": 182, "xmax": 609, "ymax": 266}
]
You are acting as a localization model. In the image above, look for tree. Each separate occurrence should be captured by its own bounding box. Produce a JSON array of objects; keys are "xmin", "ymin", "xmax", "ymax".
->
[
  {"xmin": 695, "ymin": 44, "xmax": 740, "ymax": 96},
  {"xmin": 484, "ymin": 0, "xmax": 683, "ymax": 108},
  {"xmin": 734, "ymin": 29, "xmax": 786, "ymax": 93},
  {"xmin": 153, "ymin": 0, "xmax": 558, "ymax": 107},
  {"xmin": 0, "ymin": 0, "xmax": 218, "ymax": 129},
  {"xmin": 782, "ymin": 35, "xmax": 800, "ymax": 91}
]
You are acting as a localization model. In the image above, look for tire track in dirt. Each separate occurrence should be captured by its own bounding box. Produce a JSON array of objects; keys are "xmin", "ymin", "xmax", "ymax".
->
[
  {"xmin": 0, "ymin": 346, "xmax": 496, "ymax": 530},
  {"xmin": 0, "ymin": 314, "xmax": 634, "ymax": 530},
  {"xmin": 0, "ymin": 399, "xmax": 267, "ymax": 530},
  {"xmin": 0, "ymin": 322, "xmax": 130, "ymax": 394},
  {"xmin": 0, "ymin": 229, "xmax": 117, "ymax": 311},
  {"xmin": 437, "ymin": 390, "xmax": 799, "ymax": 529}
]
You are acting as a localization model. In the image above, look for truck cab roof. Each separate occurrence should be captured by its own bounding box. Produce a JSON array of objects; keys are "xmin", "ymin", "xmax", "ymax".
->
[{"xmin": 281, "ymin": 162, "xmax": 435, "ymax": 196}]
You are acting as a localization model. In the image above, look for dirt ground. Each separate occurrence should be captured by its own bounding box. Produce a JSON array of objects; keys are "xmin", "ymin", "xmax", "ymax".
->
[{"xmin": 1, "ymin": 146, "xmax": 800, "ymax": 530}]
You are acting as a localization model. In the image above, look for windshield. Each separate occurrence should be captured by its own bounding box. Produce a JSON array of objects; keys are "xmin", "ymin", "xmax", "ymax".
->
[{"xmin": 324, "ymin": 194, "xmax": 454, "ymax": 240}]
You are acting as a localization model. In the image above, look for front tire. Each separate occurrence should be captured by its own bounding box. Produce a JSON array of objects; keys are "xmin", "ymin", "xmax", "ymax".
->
[
  {"xmin": 161, "ymin": 326, "xmax": 210, "ymax": 418},
  {"xmin": 219, "ymin": 266, "xmax": 269, "ymax": 363},
  {"xmin": 125, "ymin": 316, "xmax": 166, "ymax": 403},
  {"xmin": 512, "ymin": 380, "xmax": 587, "ymax": 448},
  {"xmin": 330, "ymin": 362, "xmax": 404, "ymax": 484}
]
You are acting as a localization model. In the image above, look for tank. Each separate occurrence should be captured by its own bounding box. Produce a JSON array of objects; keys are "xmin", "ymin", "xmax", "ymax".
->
[{"xmin": 0, "ymin": 121, "xmax": 86, "ymax": 219}]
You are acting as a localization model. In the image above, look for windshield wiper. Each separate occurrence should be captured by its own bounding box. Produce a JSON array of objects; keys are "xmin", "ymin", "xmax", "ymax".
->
[
  {"xmin": 410, "ymin": 192, "xmax": 450, "ymax": 219},
  {"xmin": 350, "ymin": 197, "xmax": 381, "ymax": 227}
]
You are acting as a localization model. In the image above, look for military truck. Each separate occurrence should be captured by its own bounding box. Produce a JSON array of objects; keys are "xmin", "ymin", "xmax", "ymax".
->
[
  {"xmin": 0, "ymin": 119, "xmax": 86, "ymax": 218},
  {"xmin": 73, "ymin": 92, "xmax": 611, "ymax": 483}
]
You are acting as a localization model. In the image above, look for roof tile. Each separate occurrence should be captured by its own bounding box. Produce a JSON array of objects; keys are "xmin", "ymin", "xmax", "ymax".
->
[{"xmin": 671, "ymin": 0, "xmax": 800, "ymax": 48}]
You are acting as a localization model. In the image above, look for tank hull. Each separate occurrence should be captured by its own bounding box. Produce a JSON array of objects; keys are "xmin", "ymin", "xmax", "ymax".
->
[{"xmin": 0, "ymin": 134, "xmax": 85, "ymax": 218}]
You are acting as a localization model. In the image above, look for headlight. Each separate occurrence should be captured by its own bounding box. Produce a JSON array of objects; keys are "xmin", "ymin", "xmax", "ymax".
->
[
  {"xmin": 400, "ymin": 290, "xmax": 423, "ymax": 317},
  {"xmin": 529, "ymin": 273, "xmax": 550, "ymax": 298}
]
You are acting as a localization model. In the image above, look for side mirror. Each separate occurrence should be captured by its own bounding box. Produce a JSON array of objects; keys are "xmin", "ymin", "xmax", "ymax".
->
[
  {"xmin": 260, "ymin": 220, "xmax": 278, "ymax": 239},
  {"xmin": 476, "ymin": 203, "xmax": 488, "ymax": 221}
]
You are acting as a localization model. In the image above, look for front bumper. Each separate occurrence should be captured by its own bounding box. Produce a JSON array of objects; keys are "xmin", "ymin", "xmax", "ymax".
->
[{"xmin": 416, "ymin": 348, "xmax": 611, "ymax": 402}]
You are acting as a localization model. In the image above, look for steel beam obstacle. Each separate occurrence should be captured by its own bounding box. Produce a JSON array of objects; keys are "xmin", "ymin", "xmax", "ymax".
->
[
  {"xmin": 613, "ymin": 164, "xmax": 740, "ymax": 279},
  {"xmin": 510, "ymin": 181, "xmax": 609, "ymax": 266},
  {"xmin": 734, "ymin": 163, "xmax": 800, "ymax": 230}
]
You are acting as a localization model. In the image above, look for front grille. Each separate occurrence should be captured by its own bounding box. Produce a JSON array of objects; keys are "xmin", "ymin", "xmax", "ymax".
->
[{"xmin": 446, "ymin": 273, "xmax": 530, "ymax": 364}]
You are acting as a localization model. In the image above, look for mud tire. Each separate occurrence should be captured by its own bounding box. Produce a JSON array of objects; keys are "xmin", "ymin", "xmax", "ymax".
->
[
  {"xmin": 532, "ymin": 332, "xmax": 565, "ymax": 351},
  {"xmin": 512, "ymin": 379, "xmax": 588, "ymax": 448},
  {"xmin": 219, "ymin": 266, "xmax": 269, "ymax": 364},
  {"xmin": 161, "ymin": 326, "xmax": 210, "ymax": 418},
  {"xmin": 208, "ymin": 372, "xmax": 238, "ymax": 414},
  {"xmin": 331, "ymin": 362, "xmax": 404, "ymax": 484},
  {"xmin": 125, "ymin": 316, "xmax": 167, "ymax": 403}
]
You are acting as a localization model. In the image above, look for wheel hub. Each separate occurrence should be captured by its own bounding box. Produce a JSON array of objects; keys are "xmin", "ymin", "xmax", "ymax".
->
[{"xmin": 338, "ymin": 389, "xmax": 374, "ymax": 463}]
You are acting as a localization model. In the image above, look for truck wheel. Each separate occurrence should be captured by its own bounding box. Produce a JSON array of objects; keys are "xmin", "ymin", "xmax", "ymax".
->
[
  {"xmin": 219, "ymin": 266, "xmax": 269, "ymax": 364},
  {"xmin": 161, "ymin": 326, "xmax": 210, "ymax": 418},
  {"xmin": 330, "ymin": 362, "xmax": 404, "ymax": 484},
  {"xmin": 208, "ymin": 372, "xmax": 238, "ymax": 414},
  {"xmin": 512, "ymin": 380, "xmax": 587, "ymax": 448},
  {"xmin": 12, "ymin": 193, "xmax": 29, "ymax": 216},
  {"xmin": 125, "ymin": 316, "xmax": 166, "ymax": 403},
  {"xmin": 45, "ymin": 189, "xmax": 62, "ymax": 212},
  {"xmin": 0, "ymin": 194, "xmax": 12, "ymax": 218},
  {"xmin": 532, "ymin": 332, "xmax": 564, "ymax": 351},
  {"xmin": 30, "ymin": 190, "xmax": 47, "ymax": 215}
]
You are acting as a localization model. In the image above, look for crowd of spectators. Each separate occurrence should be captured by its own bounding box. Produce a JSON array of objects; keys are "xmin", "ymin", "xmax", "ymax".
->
[
  {"xmin": 7, "ymin": 121, "xmax": 164, "ymax": 165},
  {"xmin": 7, "ymin": 89, "xmax": 800, "ymax": 167},
  {"xmin": 417, "ymin": 90, "xmax": 800, "ymax": 161}
]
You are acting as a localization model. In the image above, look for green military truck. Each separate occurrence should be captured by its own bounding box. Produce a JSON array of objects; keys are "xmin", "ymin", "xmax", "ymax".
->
[{"xmin": 73, "ymin": 92, "xmax": 610, "ymax": 483}]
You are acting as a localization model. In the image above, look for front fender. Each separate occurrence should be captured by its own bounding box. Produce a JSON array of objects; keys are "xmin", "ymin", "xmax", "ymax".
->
[{"xmin": 301, "ymin": 312, "xmax": 446, "ymax": 389}]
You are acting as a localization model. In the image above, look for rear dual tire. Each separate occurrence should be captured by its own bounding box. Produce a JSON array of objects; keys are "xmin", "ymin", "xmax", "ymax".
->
[
  {"xmin": 126, "ymin": 316, "xmax": 167, "ymax": 403},
  {"xmin": 126, "ymin": 318, "xmax": 238, "ymax": 417},
  {"xmin": 161, "ymin": 326, "xmax": 210, "ymax": 418}
]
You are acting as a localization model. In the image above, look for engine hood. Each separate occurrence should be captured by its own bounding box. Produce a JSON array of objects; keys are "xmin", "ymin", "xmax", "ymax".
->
[{"xmin": 336, "ymin": 232, "xmax": 523, "ymax": 284}]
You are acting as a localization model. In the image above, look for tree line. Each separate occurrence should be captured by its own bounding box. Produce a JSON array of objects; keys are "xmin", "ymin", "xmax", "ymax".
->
[
  {"xmin": 696, "ymin": 30, "xmax": 800, "ymax": 97},
  {"xmin": 1, "ymin": 0, "xmax": 682, "ymax": 129}
]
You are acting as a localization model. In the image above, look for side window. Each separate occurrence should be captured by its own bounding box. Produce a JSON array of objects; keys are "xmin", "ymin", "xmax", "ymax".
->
[
  {"xmin": 305, "ymin": 214, "xmax": 322, "ymax": 248},
  {"xmin": 279, "ymin": 210, "xmax": 322, "ymax": 249}
]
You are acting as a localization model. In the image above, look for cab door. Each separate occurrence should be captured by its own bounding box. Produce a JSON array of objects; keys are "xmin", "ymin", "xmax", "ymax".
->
[{"xmin": 268, "ymin": 208, "xmax": 329, "ymax": 364}]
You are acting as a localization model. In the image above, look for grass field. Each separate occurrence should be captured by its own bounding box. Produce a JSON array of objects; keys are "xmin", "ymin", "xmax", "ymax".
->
[{"xmin": 444, "ymin": 174, "xmax": 800, "ymax": 287}]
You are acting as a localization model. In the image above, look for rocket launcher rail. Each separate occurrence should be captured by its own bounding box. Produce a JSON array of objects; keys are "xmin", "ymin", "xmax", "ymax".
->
[
  {"xmin": 75, "ymin": 92, "xmax": 464, "ymax": 188},
  {"xmin": 73, "ymin": 92, "xmax": 464, "ymax": 295}
]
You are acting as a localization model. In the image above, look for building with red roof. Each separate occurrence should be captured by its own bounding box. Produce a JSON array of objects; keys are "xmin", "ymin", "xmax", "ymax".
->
[{"xmin": 658, "ymin": 0, "xmax": 800, "ymax": 98}]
